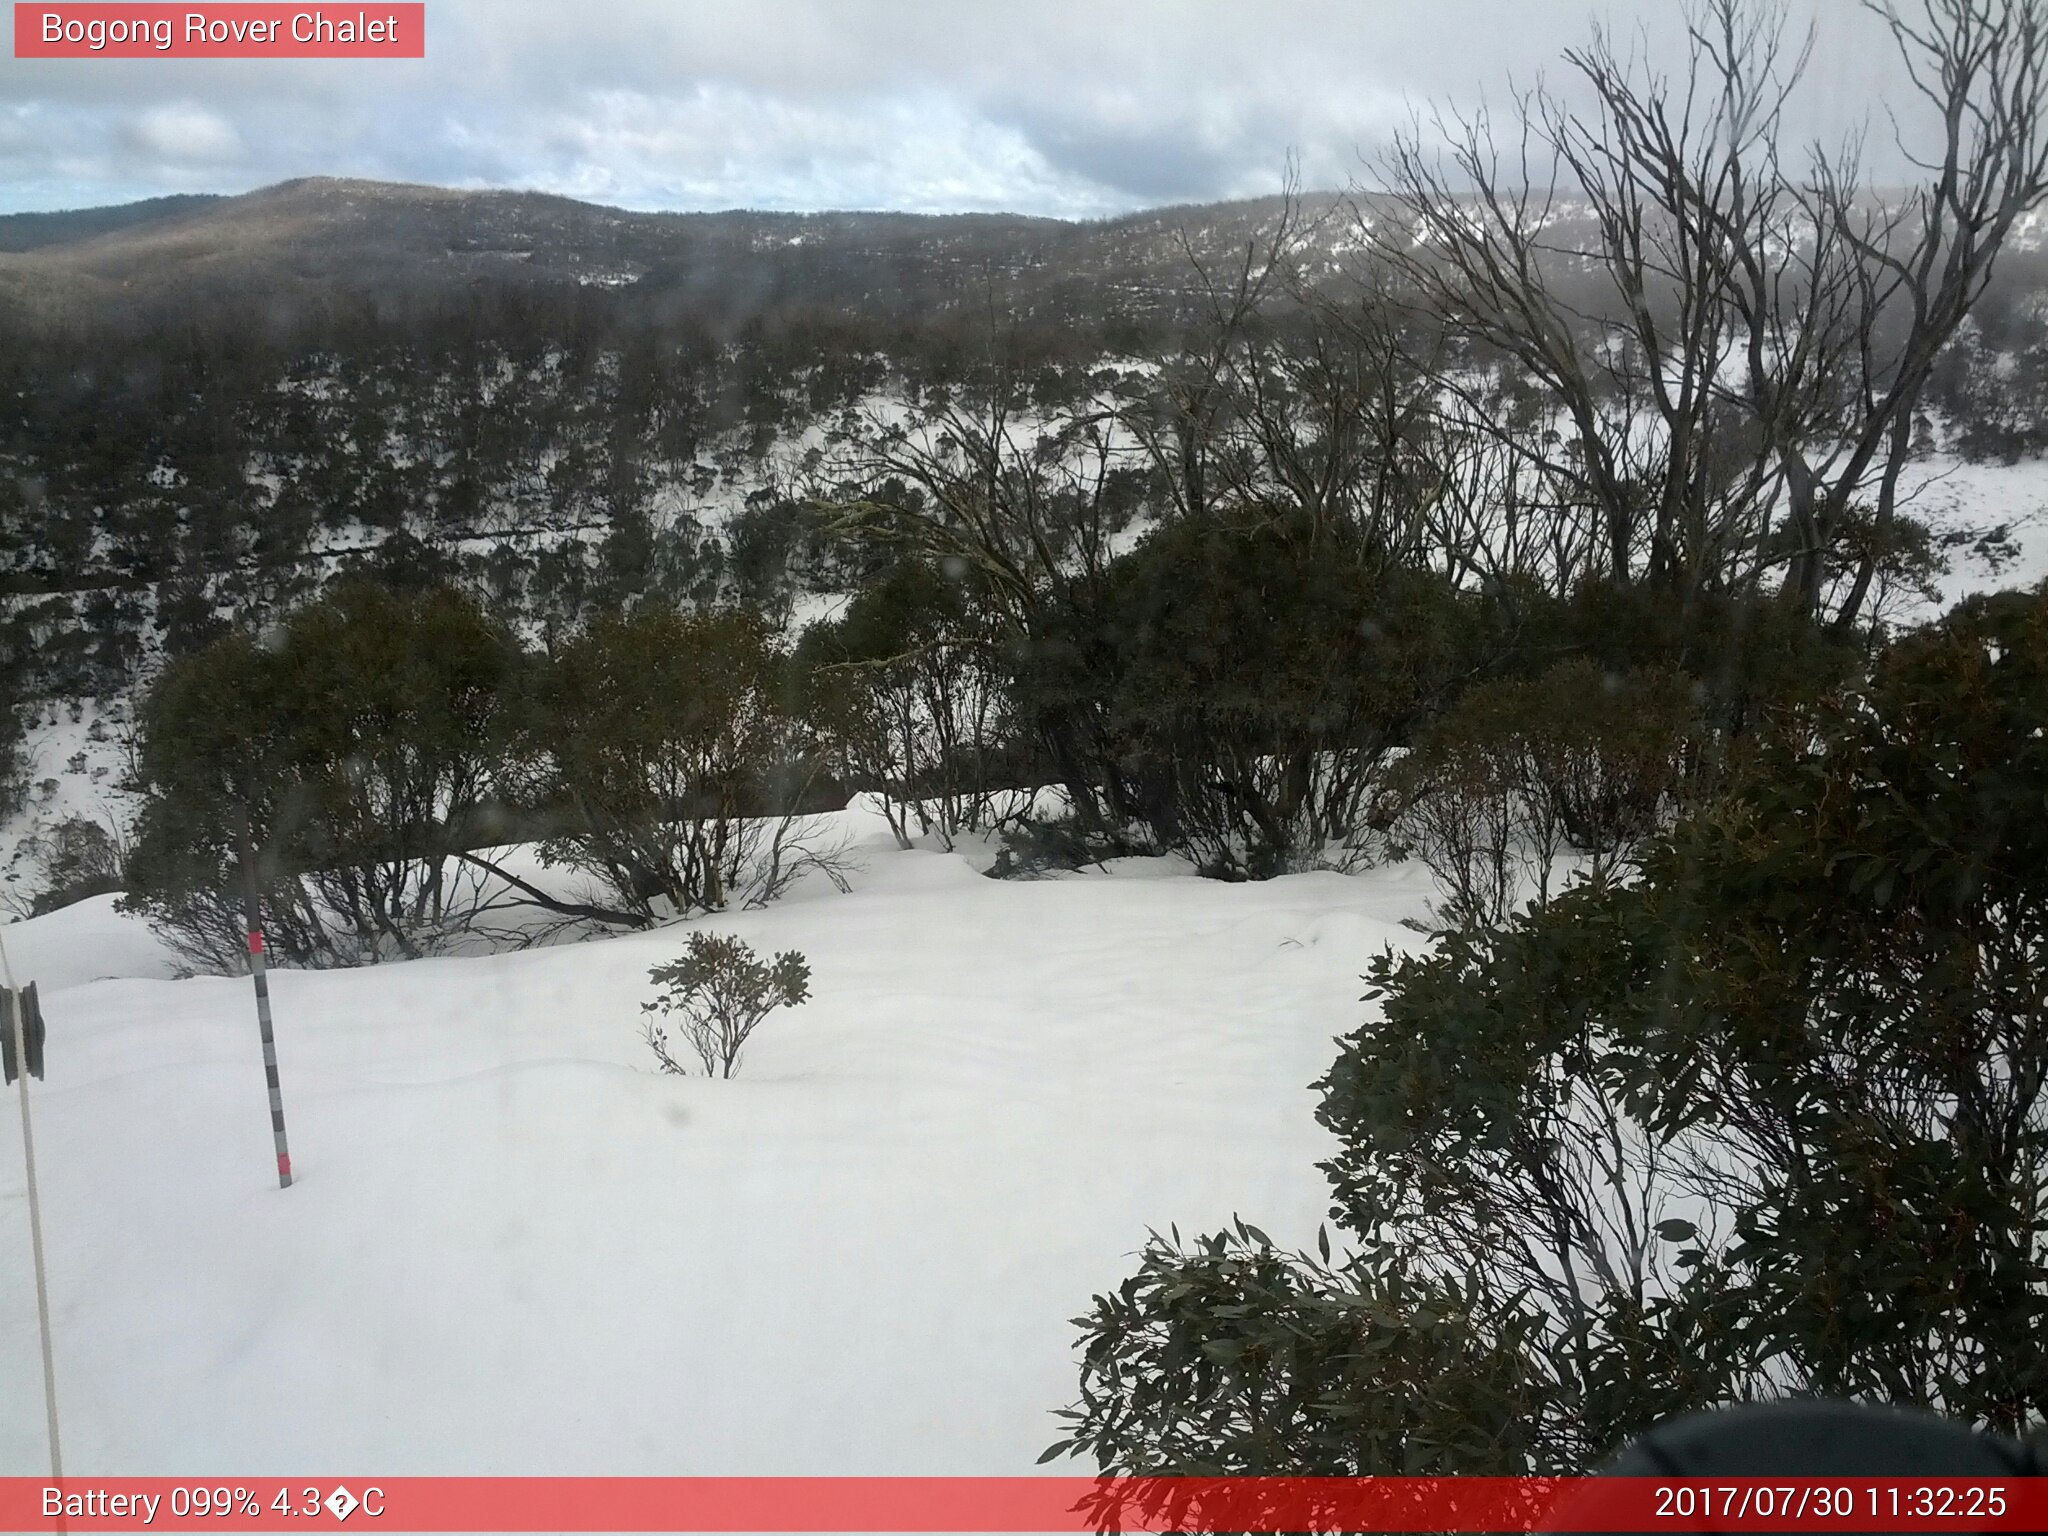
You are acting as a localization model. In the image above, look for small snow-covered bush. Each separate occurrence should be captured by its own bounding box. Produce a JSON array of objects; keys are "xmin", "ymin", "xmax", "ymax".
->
[{"xmin": 641, "ymin": 933, "xmax": 810, "ymax": 1080}]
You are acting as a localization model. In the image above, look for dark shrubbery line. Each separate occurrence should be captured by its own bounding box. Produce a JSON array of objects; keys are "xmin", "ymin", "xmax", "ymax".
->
[
  {"xmin": 118, "ymin": 499, "xmax": 1852, "ymax": 967},
  {"xmin": 119, "ymin": 582, "xmax": 850, "ymax": 969}
]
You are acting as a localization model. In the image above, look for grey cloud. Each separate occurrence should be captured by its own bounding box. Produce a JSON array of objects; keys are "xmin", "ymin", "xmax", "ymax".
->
[{"xmin": 122, "ymin": 102, "xmax": 244, "ymax": 164}]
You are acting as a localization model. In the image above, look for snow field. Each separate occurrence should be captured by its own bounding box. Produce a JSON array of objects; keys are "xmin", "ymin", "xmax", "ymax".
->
[{"xmin": 0, "ymin": 807, "xmax": 1436, "ymax": 1475}]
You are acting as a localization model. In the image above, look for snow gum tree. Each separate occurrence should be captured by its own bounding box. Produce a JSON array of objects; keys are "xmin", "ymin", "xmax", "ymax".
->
[
  {"xmin": 796, "ymin": 558, "xmax": 1023, "ymax": 850},
  {"xmin": 511, "ymin": 606, "xmax": 839, "ymax": 921},
  {"xmin": 122, "ymin": 580, "xmax": 520, "ymax": 968},
  {"xmin": 1366, "ymin": 0, "xmax": 2048, "ymax": 627}
]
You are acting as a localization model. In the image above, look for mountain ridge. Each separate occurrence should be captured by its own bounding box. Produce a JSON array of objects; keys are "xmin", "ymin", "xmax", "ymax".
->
[{"xmin": 0, "ymin": 176, "xmax": 1334, "ymax": 327}]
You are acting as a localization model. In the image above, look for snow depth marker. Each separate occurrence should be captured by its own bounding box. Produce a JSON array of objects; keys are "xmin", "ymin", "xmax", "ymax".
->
[
  {"xmin": 0, "ymin": 924, "xmax": 63, "ymax": 1483},
  {"xmin": 245, "ymin": 927, "xmax": 294, "ymax": 1188},
  {"xmin": 240, "ymin": 823, "xmax": 295, "ymax": 1190}
]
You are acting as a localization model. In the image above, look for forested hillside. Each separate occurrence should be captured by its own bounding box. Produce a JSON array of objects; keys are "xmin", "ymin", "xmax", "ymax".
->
[{"xmin": 4, "ymin": 167, "xmax": 2047, "ymax": 910}]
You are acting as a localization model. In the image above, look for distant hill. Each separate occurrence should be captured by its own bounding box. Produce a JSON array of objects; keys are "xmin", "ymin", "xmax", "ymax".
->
[
  {"xmin": 3, "ymin": 175, "xmax": 2041, "ymax": 346},
  {"xmin": 0, "ymin": 193, "xmax": 224, "ymax": 253},
  {"xmin": 0, "ymin": 176, "xmax": 1341, "ymax": 332}
]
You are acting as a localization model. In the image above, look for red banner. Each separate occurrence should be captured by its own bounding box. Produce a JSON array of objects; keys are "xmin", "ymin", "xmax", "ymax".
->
[
  {"xmin": 13, "ymin": 4, "xmax": 424, "ymax": 58},
  {"xmin": 1, "ymin": 1477, "xmax": 2043, "ymax": 1532}
]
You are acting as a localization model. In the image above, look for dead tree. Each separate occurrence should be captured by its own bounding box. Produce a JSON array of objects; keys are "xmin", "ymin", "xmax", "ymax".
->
[
  {"xmin": 1780, "ymin": 0, "xmax": 2048, "ymax": 623},
  {"xmin": 1366, "ymin": 0, "xmax": 2048, "ymax": 624}
]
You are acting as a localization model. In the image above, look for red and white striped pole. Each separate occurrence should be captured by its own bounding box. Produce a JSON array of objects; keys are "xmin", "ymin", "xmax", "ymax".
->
[
  {"xmin": 246, "ymin": 927, "xmax": 293, "ymax": 1189},
  {"xmin": 239, "ymin": 816, "xmax": 293, "ymax": 1190}
]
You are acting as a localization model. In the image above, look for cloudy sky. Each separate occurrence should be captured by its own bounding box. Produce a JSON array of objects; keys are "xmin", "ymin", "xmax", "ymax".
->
[{"xmin": 0, "ymin": 1, "xmax": 1915, "ymax": 217}]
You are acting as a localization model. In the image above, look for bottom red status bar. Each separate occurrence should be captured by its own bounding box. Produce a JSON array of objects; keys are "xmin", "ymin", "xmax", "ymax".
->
[{"xmin": 3, "ymin": 1476, "xmax": 2042, "ymax": 1533}]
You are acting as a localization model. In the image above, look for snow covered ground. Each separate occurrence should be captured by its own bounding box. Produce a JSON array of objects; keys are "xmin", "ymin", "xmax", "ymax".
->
[
  {"xmin": 1902, "ymin": 451, "xmax": 2048, "ymax": 617},
  {"xmin": 1, "ymin": 697, "xmax": 134, "ymax": 914},
  {"xmin": 0, "ymin": 806, "xmax": 1436, "ymax": 1475}
]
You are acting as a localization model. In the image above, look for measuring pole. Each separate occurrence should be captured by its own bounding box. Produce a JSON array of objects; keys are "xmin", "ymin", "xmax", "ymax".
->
[
  {"xmin": 239, "ymin": 817, "xmax": 294, "ymax": 1189},
  {"xmin": 1, "ymin": 924, "xmax": 63, "ymax": 1482}
]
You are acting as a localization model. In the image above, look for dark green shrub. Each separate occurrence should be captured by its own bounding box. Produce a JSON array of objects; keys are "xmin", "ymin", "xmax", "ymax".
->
[
  {"xmin": 1550, "ymin": 580, "xmax": 1853, "ymax": 751},
  {"xmin": 1055, "ymin": 1225, "xmax": 1552, "ymax": 1481},
  {"xmin": 798, "ymin": 559, "xmax": 1028, "ymax": 848},
  {"xmin": 1393, "ymin": 659, "xmax": 1703, "ymax": 924},
  {"xmin": 122, "ymin": 581, "xmax": 519, "ymax": 969},
  {"xmin": 1016, "ymin": 513, "xmax": 1475, "ymax": 877},
  {"xmin": 1059, "ymin": 583, "xmax": 2048, "ymax": 1471},
  {"xmin": 514, "ymin": 607, "xmax": 840, "ymax": 919},
  {"xmin": 25, "ymin": 815, "xmax": 125, "ymax": 915}
]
